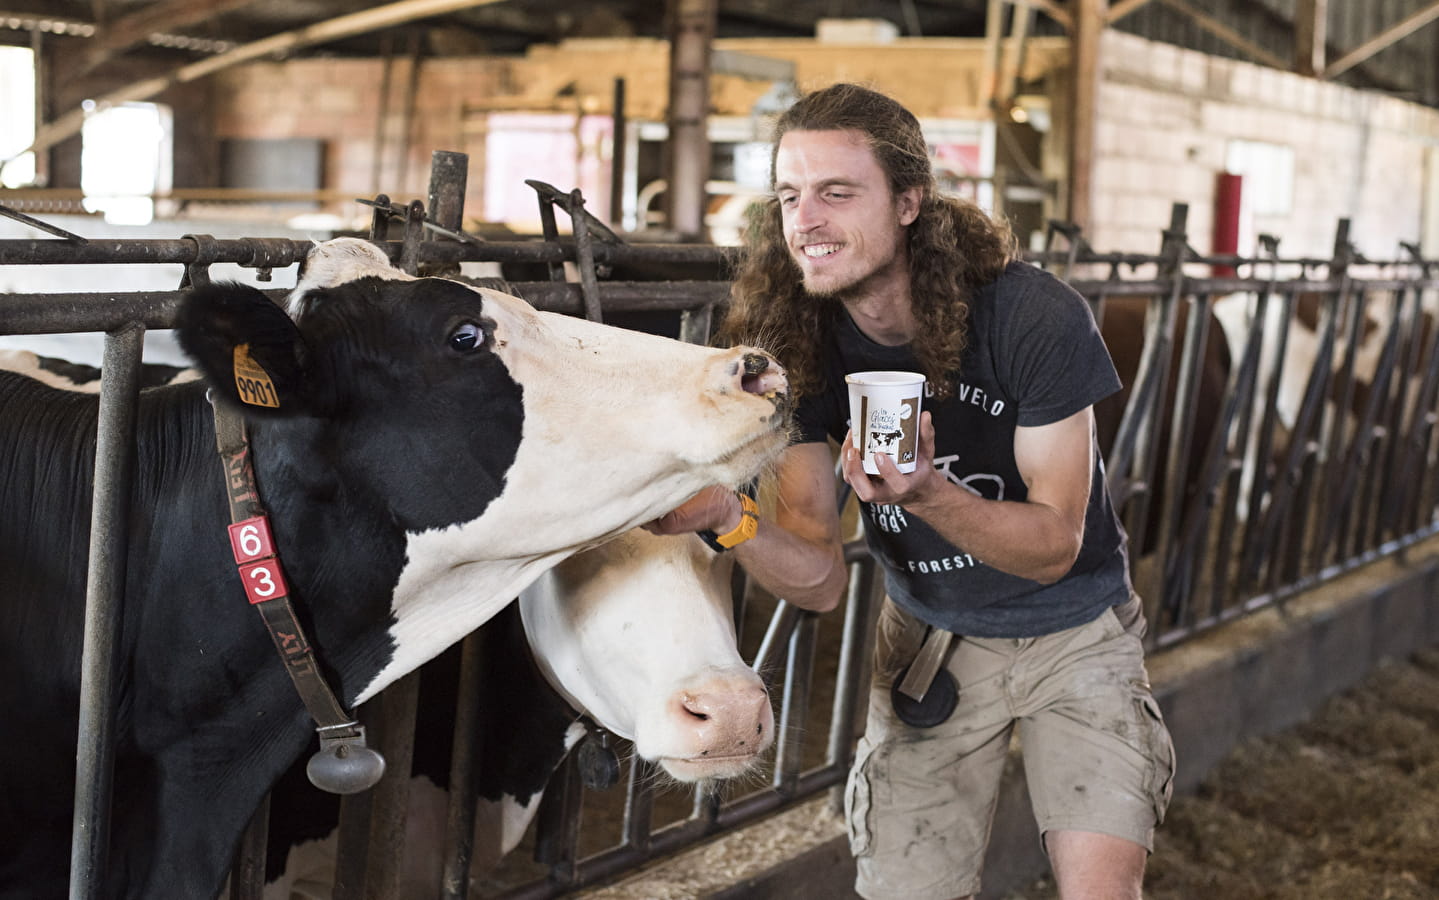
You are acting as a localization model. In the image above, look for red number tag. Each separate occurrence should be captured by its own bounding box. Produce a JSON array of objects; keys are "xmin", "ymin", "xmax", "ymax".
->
[
  {"xmin": 229, "ymin": 516, "xmax": 275, "ymax": 564},
  {"xmin": 239, "ymin": 559, "xmax": 288, "ymax": 604}
]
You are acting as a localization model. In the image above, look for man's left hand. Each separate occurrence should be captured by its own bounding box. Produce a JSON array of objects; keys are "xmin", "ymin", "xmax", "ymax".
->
[{"xmin": 841, "ymin": 411, "xmax": 941, "ymax": 507}]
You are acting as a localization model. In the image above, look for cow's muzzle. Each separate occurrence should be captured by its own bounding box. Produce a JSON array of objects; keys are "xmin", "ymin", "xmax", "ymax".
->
[{"xmin": 737, "ymin": 351, "xmax": 789, "ymax": 410}]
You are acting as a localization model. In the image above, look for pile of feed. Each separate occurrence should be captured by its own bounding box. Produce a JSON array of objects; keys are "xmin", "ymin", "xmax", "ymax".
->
[{"xmin": 1006, "ymin": 647, "xmax": 1439, "ymax": 899}]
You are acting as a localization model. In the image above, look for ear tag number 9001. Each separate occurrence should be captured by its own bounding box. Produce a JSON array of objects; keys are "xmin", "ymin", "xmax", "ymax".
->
[{"xmin": 233, "ymin": 343, "xmax": 281, "ymax": 408}]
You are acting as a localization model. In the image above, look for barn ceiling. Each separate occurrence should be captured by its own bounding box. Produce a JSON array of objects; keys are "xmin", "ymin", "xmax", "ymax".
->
[{"xmin": 3, "ymin": 0, "xmax": 1437, "ymax": 107}]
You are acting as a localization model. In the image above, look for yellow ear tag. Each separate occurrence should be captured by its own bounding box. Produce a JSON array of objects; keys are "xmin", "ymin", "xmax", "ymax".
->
[{"xmin": 233, "ymin": 343, "xmax": 281, "ymax": 408}]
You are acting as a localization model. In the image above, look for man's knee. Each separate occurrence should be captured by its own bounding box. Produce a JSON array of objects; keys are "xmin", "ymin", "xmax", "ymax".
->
[{"xmin": 1044, "ymin": 829, "xmax": 1147, "ymax": 900}]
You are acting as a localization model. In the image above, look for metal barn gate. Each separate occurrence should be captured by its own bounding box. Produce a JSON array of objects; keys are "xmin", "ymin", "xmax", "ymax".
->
[{"xmin": 3, "ymin": 151, "xmax": 1438, "ymax": 899}]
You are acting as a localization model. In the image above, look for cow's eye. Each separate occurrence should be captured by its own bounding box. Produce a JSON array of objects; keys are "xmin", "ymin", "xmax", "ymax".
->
[{"xmin": 449, "ymin": 322, "xmax": 485, "ymax": 353}]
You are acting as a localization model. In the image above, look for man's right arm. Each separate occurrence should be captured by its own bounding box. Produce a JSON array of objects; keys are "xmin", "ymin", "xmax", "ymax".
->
[{"xmin": 733, "ymin": 441, "xmax": 848, "ymax": 613}]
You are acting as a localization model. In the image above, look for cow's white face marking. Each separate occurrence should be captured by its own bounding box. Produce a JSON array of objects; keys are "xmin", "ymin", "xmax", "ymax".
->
[
  {"xmin": 291, "ymin": 240, "xmax": 789, "ymax": 704},
  {"xmin": 519, "ymin": 530, "xmax": 774, "ymax": 781}
]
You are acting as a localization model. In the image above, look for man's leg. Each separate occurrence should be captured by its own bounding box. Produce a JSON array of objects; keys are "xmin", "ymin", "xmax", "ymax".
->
[
  {"xmin": 849, "ymin": 601, "xmax": 1016, "ymax": 900},
  {"xmin": 1045, "ymin": 829, "xmax": 1147, "ymax": 900},
  {"xmin": 1014, "ymin": 599, "xmax": 1175, "ymax": 897}
]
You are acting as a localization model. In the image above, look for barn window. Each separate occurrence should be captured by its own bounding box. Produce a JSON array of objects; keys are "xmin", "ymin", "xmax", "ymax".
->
[
  {"xmin": 1224, "ymin": 139, "xmax": 1295, "ymax": 216},
  {"xmin": 0, "ymin": 45, "xmax": 36, "ymax": 188},
  {"xmin": 80, "ymin": 100, "xmax": 173, "ymax": 225}
]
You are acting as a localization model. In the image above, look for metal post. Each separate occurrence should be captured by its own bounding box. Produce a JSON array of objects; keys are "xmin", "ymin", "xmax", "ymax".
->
[
  {"xmin": 69, "ymin": 323, "xmax": 145, "ymax": 899},
  {"xmin": 610, "ymin": 78, "xmax": 627, "ymax": 229}
]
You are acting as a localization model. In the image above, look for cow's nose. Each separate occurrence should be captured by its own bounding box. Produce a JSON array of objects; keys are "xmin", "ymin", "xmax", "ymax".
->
[
  {"xmin": 675, "ymin": 680, "xmax": 774, "ymax": 757},
  {"xmin": 734, "ymin": 350, "xmax": 788, "ymax": 399}
]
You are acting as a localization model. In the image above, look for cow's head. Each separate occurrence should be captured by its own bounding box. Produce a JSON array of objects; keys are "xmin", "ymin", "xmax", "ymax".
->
[
  {"xmin": 176, "ymin": 238, "xmax": 789, "ymax": 702},
  {"xmin": 520, "ymin": 529, "xmax": 773, "ymax": 782}
]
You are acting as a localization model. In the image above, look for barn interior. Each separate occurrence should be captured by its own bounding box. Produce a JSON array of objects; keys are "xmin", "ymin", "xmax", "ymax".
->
[{"xmin": 4, "ymin": 2, "xmax": 1439, "ymax": 899}]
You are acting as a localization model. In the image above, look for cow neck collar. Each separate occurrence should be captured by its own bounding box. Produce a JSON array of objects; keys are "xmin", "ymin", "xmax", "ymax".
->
[{"xmin": 209, "ymin": 394, "xmax": 386, "ymax": 795}]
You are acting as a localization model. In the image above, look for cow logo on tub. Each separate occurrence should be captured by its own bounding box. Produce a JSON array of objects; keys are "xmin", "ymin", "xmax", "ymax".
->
[{"xmin": 862, "ymin": 397, "xmax": 918, "ymax": 465}]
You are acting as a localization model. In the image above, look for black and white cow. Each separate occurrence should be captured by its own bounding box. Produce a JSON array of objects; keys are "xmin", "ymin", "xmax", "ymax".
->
[
  {"xmin": 0, "ymin": 237, "xmax": 788, "ymax": 899},
  {"xmin": 262, "ymin": 527, "xmax": 770, "ymax": 897}
]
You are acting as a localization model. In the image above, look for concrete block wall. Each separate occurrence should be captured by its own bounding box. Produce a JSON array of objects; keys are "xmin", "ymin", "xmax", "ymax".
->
[{"xmin": 1091, "ymin": 30, "xmax": 1439, "ymax": 259}]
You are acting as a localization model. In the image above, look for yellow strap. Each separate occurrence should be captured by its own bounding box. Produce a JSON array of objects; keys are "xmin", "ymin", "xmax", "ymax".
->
[{"xmin": 712, "ymin": 491, "xmax": 759, "ymax": 549}]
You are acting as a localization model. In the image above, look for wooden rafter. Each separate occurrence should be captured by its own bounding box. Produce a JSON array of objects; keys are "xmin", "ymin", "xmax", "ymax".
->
[
  {"xmin": 1028, "ymin": 0, "xmax": 1071, "ymax": 31},
  {"xmin": 6, "ymin": 0, "xmax": 507, "ymax": 168},
  {"xmin": 1294, "ymin": 0, "xmax": 1326, "ymax": 76},
  {"xmin": 1106, "ymin": 0, "xmax": 1155, "ymax": 26},
  {"xmin": 1153, "ymin": 0, "xmax": 1288, "ymax": 70},
  {"xmin": 81, "ymin": 0, "xmax": 260, "ymax": 72},
  {"xmin": 1325, "ymin": 0, "xmax": 1439, "ymax": 79}
]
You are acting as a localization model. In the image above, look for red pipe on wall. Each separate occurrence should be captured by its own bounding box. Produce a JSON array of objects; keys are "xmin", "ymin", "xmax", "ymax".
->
[{"xmin": 1213, "ymin": 171, "xmax": 1244, "ymax": 276}]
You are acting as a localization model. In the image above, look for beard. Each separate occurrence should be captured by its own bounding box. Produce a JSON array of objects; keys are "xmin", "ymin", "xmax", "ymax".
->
[{"xmin": 798, "ymin": 252, "xmax": 903, "ymax": 305}]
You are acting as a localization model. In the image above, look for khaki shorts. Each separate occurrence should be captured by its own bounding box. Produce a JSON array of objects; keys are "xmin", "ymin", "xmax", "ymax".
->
[{"xmin": 846, "ymin": 597, "xmax": 1175, "ymax": 900}]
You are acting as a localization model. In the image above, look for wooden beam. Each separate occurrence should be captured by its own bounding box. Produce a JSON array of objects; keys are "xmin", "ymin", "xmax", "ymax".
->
[
  {"xmin": 1294, "ymin": 0, "xmax": 1326, "ymax": 76},
  {"xmin": 1067, "ymin": 0, "xmax": 1104, "ymax": 231},
  {"xmin": 1155, "ymin": 0, "xmax": 1289, "ymax": 70},
  {"xmin": 5, "ymin": 0, "xmax": 507, "ymax": 167},
  {"xmin": 982, "ymin": 0, "xmax": 1004, "ymax": 107},
  {"xmin": 664, "ymin": 0, "xmax": 716, "ymax": 240},
  {"xmin": 1107, "ymin": 0, "xmax": 1156, "ymax": 26},
  {"xmin": 996, "ymin": 0, "xmax": 1034, "ymax": 110},
  {"xmin": 1029, "ymin": 0, "xmax": 1071, "ymax": 32},
  {"xmin": 82, "ymin": 0, "xmax": 257, "ymax": 72},
  {"xmin": 1324, "ymin": 0, "xmax": 1439, "ymax": 79}
]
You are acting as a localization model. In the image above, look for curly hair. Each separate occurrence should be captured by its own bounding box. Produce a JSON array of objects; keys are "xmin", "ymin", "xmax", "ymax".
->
[{"xmin": 717, "ymin": 83, "xmax": 1016, "ymax": 401}]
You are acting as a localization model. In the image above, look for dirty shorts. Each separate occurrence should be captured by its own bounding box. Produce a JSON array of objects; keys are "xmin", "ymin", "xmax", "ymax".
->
[{"xmin": 845, "ymin": 596, "xmax": 1175, "ymax": 900}]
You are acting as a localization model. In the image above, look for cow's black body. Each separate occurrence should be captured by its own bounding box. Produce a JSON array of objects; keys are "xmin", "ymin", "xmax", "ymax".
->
[{"xmin": 0, "ymin": 275, "xmax": 525, "ymax": 898}]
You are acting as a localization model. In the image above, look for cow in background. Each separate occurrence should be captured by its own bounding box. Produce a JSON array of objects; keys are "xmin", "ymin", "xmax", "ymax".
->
[
  {"xmin": 1213, "ymin": 287, "xmax": 1438, "ymax": 520},
  {"xmin": 1093, "ymin": 295, "xmax": 1233, "ymax": 555},
  {"xmin": 0, "ymin": 237, "xmax": 788, "ymax": 899}
]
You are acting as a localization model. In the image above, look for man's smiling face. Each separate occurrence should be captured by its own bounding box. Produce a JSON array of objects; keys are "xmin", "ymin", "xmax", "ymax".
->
[{"xmin": 774, "ymin": 128, "xmax": 920, "ymax": 300}]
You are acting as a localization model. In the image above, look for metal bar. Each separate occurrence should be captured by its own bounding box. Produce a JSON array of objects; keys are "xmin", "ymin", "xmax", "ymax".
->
[
  {"xmin": 1207, "ymin": 285, "xmax": 1272, "ymax": 619},
  {"xmin": 228, "ymin": 794, "xmax": 270, "ymax": 900},
  {"xmin": 0, "ymin": 282, "xmax": 733, "ymax": 334},
  {"xmin": 497, "ymin": 767, "xmax": 850, "ymax": 900},
  {"xmin": 751, "ymin": 601, "xmax": 802, "ymax": 692},
  {"xmin": 68, "ymin": 323, "xmax": 145, "ymax": 900},
  {"xmin": 439, "ymin": 634, "xmax": 485, "ymax": 900},
  {"xmin": 621, "ymin": 758, "xmax": 656, "ymax": 853},
  {"xmin": 532, "ymin": 752, "xmax": 584, "ymax": 884},
  {"xmin": 1152, "ymin": 287, "xmax": 1213, "ymax": 627},
  {"xmin": 826, "ymin": 547, "xmax": 886, "ymax": 811},
  {"xmin": 362, "ymin": 672, "xmax": 421, "ymax": 900},
  {"xmin": 609, "ymin": 78, "xmax": 627, "ymax": 230},
  {"xmin": 568, "ymin": 189, "xmax": 605, "ymax": 323},
  {"xmin": 773, "ymin": 612, "xmax": 818, "ymax": 796},
  {"xmin": 426, "ymin": 151, "xmax": 470, "ymax": 243}
]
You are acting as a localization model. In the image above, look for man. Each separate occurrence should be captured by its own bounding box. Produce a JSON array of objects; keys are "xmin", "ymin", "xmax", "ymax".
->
[{"xmin": 648, "ymin": 83, "xmax": 1173, "ymax": 900}]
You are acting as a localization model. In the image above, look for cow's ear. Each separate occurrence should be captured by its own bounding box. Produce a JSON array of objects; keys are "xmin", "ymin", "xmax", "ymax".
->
[{"xmin": 176, "ymin": 282, "xmax": 312, "ymax": 417}]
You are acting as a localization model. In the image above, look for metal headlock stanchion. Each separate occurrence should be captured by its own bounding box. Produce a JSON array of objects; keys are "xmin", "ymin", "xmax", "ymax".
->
[{"xmin": 8, "ymin": 154, "xmax": 1439, "ymax": 899}]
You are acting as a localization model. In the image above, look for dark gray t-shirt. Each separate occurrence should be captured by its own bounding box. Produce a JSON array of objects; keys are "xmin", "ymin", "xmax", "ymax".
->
[{"xmin": 794, "ymin": 261, "xmax": 1133, "ymax": 638}]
